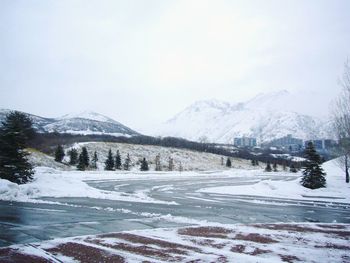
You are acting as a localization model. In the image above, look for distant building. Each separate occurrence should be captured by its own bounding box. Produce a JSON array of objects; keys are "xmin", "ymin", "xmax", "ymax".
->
[
  {"xmin": 267, "ymin": 134, "xmax": 303, "ymax": 151},
  {"xmin": 305, "ymin": 139, "xmax": 337, "ymax": 150},
  {"xmin": 234, "ymin": 137, "xmax": 257, "ymax": 147}
]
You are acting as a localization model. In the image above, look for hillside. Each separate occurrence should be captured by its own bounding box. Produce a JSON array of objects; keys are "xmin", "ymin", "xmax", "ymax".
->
[
  {"xmin": 148, "ymin": 90, "xmax": 331, "ymax": 144},
  {"xmin": 28, "ymin": 142, "xmax": 253, "ymax": 171},
  {"xmin": 0, "ymin": 109, "xmax": 139, "ymax": 137}
]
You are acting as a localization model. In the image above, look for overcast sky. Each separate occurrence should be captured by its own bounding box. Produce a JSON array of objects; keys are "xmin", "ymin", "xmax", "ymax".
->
[{"xmin": 1, "ymin": 0, "xmax": 349, "ymax": 131}]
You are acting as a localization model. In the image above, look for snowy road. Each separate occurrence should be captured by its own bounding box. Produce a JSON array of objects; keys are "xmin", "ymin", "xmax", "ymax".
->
[{"xmin": 1, "ymin": 172, "xmax": 349, "ymax": 247}]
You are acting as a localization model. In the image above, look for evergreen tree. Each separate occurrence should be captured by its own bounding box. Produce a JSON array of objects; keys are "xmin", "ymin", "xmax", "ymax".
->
[
  {"xmin": 290, "ymin": 164, "xmax": 297, "ymax": 173},
  {"xmin": 282, "ymin": 161, "xmax": 287, "ymax": 171},
  {"xmin": 115, "ymin": 150, "xmax": 121, "ymax": 170},
  {"xmin": 91, "ymin": 151, "xmax": 98, "ymax": 169},
  {"xmin": 168, "ymin": 157, "xmax": 174, "ymax": 171},
  {"xmin": 301, "ymin": 142, "xmax": 326, "ymax": 189},
  {"xmin": 104, "ymin": 149, "xmax": 114, "ymax": 170},
  {"xmin": 140, "ymin": 157, "xmax": 149, "ymax": 171},
  {"xmin": 123, "ymin": 153, "xmax": 131, "ymax": 170},
  {"xmin": 251, "ymin": 159, "xmax": 256, "ymax": 166},
  {"xmin": 226, "ymin": 158, "xmax": 232, "ymax": 167},
  {"xmin": 68, "ymin": 148, "xmax": 78, "ymax": 165},
  {"xmin": 265, "ymin": 161, "xmax": 272, "ymax": 172},
  {"xmin": 0, "ymin": 111, "xmax": 35, "ymax": 184},
  {"xmin": 54, "ymin": 145, "xmax": 65, "ymax": 163},
  {"xmin": 273, "ymin": 162, "xmax": 278, "ymax": 172},
  {"xmin": 77, "ymin": 152, "xmax": 86, "ymax": 171},
  {"xmin": 81, "ymin": 147, "xmax": 89, "ymax": 167}
]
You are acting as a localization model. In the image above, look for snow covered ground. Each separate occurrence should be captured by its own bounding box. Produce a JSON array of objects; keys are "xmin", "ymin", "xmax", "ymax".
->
[
  {"xmin": 199, "ymin": 159, "xmax": 350, "ymax": 204},
  {"xmin": 0, "ymin": 167, "xmax": 183, "ymax": 205},
  {"xmin": 0, "ymin": 166, "xmax": 262, "ymax": 206},
  {"xmin": 1, "ymin": 156, "xmax": 349, "ymax": 261},
  {"xmin": 1, "ymin": 158, "xmax": 348, "ymax": 205},
  {"xmin": 1, "ymin": 223, "xmax": 349, "ymax": 262}
]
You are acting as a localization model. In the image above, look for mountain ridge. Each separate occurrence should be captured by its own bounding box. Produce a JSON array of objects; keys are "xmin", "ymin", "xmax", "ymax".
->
[
  {"xmin": 149, "ymin": 91, "xmax": 332, "ymax": 144},
  {"xmin": 0, "ymin": 109, "xmax": 139, "ymax": 137}
]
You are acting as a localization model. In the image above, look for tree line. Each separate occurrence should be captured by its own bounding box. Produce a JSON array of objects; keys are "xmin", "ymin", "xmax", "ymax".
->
[
  {"xmin": 28, "ymin": 132, "xmax": 319, "ymax": 169},
  {"xmin": 54, "ymin": 145, "xmax": 182, "ymax": 172}
]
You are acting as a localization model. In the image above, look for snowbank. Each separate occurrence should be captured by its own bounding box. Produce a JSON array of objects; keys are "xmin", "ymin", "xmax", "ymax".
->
[{"xmin": 0, "ymin": 167, "xmax": 180, "ymax": 205}]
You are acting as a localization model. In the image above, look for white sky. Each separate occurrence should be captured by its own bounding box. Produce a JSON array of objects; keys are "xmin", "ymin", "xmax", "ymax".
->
[{"xmin": 0, "ymin": 0, "xmax": 349, "ymax": 131}]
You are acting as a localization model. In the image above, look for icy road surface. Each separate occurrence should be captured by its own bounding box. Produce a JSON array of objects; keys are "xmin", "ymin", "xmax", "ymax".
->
[{"xmin": 1, "ymin": 169, "xmax": 349, "ymax": 247}]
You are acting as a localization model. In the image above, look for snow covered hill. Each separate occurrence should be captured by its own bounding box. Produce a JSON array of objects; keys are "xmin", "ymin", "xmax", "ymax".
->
[
  {"xmin": 63, "ymin": 142, "xmax": 252, "ymax": 171},
  {"xmin": 0, "ymin": 109, "xmax": 139, "ymax": 137},
  {"xmin": 149, "ymin": 90, "xmax": 331, "ymax": 144}
]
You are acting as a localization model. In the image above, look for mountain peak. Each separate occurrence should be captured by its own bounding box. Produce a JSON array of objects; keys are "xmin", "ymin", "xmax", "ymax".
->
[
  {"xmin": 151, "ymin": 89, "xmax": 329, "ymax": 143},
  {"xmin": 189, "ymin": 99, "xmax": 230, "ymax": 111},
  {"xmin": 60, "ymin": 111, "xmax": 118, "ymax": 124}
]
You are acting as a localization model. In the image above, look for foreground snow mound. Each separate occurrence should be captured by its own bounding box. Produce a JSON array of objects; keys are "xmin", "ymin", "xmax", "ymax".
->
[
  {"xmin": 0, "ymin": 179, "xmax": 19, "ymax": 199},
  {"xmin": 0, "ymin": 167, "xmax": 177, "ymax": 205},
  {"xmin": 0, "ymin": 178, "xmax": 41, "ymax": 202},
  {"xmin": 199, "ymin": 159, "xmax": 350, "ymax": 203}
]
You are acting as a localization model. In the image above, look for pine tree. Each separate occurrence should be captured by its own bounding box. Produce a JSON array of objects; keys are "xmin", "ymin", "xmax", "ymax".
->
[
  {"xmin": 265, "ymin": 161, "xmax": 272, "ymax": 172},
  {"xmin": 115, "ymin": 150, "xmax": 121, "ymax": 170},
  {"xmin": 301, "ymin": 142, "xmax": 326, "ymax": 189},
  {"xmin": 81, "ymin": 147, "xmax": 89, "ymax": 168},
  {"xmin": 123, "ymin": 153, "xmax": 131, "ymax": 170},
  {"xmin": 140, "ymin": 158, "xmax": 149, "ymax": 171},
  {"xmin": 251, "ymin": 159, "xmax": 256, "ymax": 166},
  {"xmin": 290, "ymin": 164, "xmax": 297, "ymax": 173},
  {"xmin": 104, "ymin": 149, "xmax": 114, "ymax": 170},
  {"xmin": 77, "ymin": 152, "xmax": 86, "ymax": 171},
  {"xmin": 282, "ymin": 161, "xmax": 287, "ymax": 171},
  {"xmin": 54, "ymin": 145, "xmax": 65, "ymax": 163},
  {"xmin": 91, "ymin": 151, "xmax": 98, "ymax": 169},
  {"xmin": 68, "ymin": 148, "xmax": 78, "ymax": 165},
  {"xmin": 0, "ymin": 111, "xmax": 35, "ymax": 184},
  {"xmin": 226, "ymin": 158, "xmax": 232, "ymax": 167},
  {"xmin": 273, "ymin": 162, "xmax": 278, "ymax": 172}
]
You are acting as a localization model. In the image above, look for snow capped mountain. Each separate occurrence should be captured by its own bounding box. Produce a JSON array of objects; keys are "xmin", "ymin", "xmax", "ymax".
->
[
  {"xmin": 60, "ymin": 110, "xmax": 118, "ymax": 124},
  {"xmin": 0, "ymin": 109, "xmax": 55, "ymax": 133},
  {"xmin": 0, "ymin": 109, "xmax": 139, "ymax": 137},
  {"xmin": 150, "ymin": 91, "xmax": 331, "ymax": 144}
]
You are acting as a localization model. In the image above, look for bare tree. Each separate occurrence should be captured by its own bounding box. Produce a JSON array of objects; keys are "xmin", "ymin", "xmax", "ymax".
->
[{"xmin": 332, "ymin": 59, "xmax": 350, "ymax": 183}]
